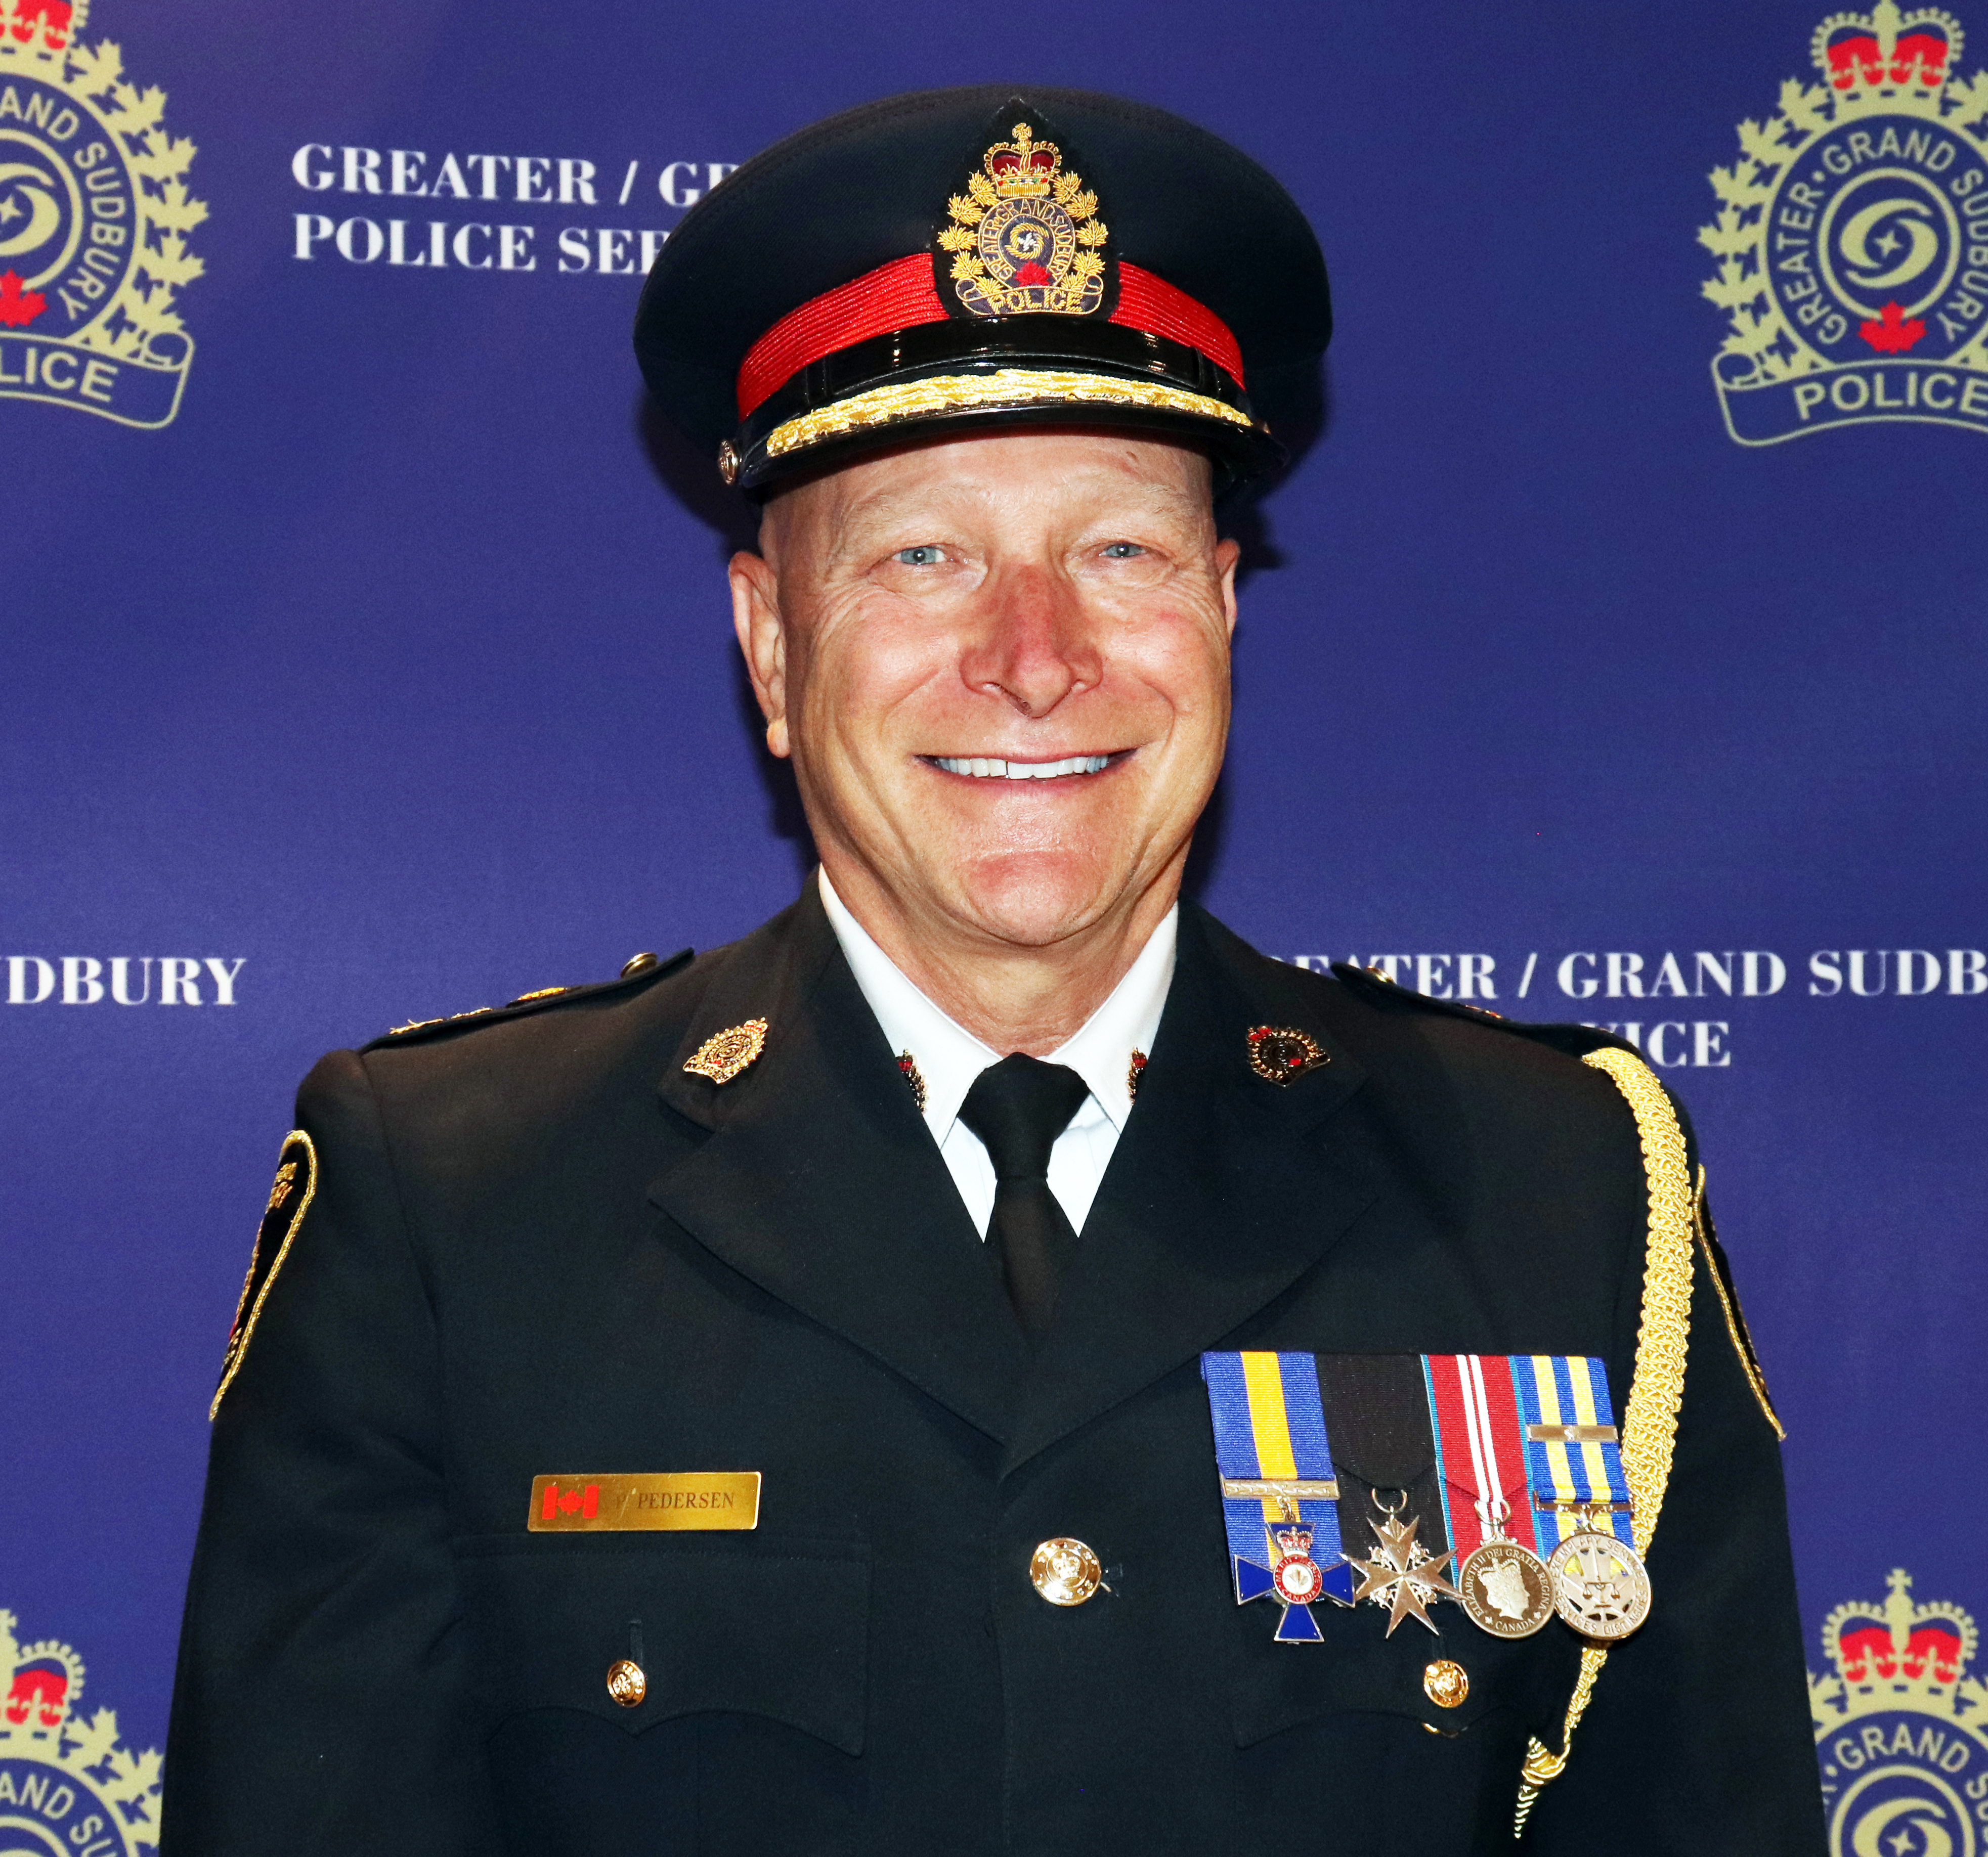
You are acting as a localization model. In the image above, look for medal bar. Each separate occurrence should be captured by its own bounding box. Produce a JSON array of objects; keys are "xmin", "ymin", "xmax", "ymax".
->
[
  {"xmin": 1201, "ymin": 1351, "xmax": 1355, "ymax": 1642},
  {"xmin": 1219, "ymin": 1476, "xmax": 1339, "ymax": 1504},
  {"xmin": 1423, "ymin": 1353, "xmax": 1557, "ymax": 1639},
  {"xmin": 1201, "ymin": 1351, "xmax": 1656, "ymax": 1650}
]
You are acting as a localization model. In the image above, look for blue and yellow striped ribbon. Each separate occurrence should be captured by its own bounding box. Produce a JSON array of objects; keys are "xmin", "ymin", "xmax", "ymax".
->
[
  {"xmin": 1201, "ymin": 1350, "xmax": 1344, "ymax": 1577},
  {"xmin": 1510, "ymin": 1354, "xmax": 1634, "ymax": 1553}
]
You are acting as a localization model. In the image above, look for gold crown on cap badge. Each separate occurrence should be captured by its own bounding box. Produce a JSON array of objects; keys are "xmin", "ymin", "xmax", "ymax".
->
[
  {"xmin": 684, "ymin": 1018, "xmax": 768, "ymax": 1085},
  {"xmin": 938, "ymin": 122, "xmax": 1108, "ymax": 320}
]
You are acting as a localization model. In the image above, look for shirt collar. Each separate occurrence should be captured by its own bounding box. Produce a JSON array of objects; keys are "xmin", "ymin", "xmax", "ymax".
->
[
  {"xmin": 817, "ymin": 868, "xmax": 1176, "ymax": 1142},
  {"xmin": 1046, "ymin": 903, "xmax": 1175, "ymax": 1130}
]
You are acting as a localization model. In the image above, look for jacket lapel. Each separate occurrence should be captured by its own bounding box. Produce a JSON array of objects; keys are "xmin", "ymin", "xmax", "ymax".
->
[
  {"xmin": 650, "ymin": 887, "xmax": 1030, "ymax": 1445},
  {"xmin": 1001, "ymin": 905, "xmax": 1381, "ymax": 1477}
]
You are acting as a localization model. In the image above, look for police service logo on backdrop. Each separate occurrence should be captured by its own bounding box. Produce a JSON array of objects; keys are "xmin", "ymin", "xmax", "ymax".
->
[
  {"xmin": 0, "ymin": 0, "xmax": 204, "ymax": 430},
  {"xmin": 0, "ymin": 1605, "xmax": 160, "ymax": 1852},
  {"xmin": 1810, "ymin": 1570, "xmax": 1988, "ymax": 1856},
  {"xmin": 1699, "ymin": 3, "xmax": 1988, "ymax": 444}
]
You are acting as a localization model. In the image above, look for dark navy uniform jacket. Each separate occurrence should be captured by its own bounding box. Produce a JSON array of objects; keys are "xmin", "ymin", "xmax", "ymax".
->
[{"xmin": 163, "ymin": 888, "xmax": 1825, "ymax": 1854}]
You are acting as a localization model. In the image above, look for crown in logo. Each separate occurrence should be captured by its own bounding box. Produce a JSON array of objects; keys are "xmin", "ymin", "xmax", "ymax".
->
[
  {"xmin": 0, "ymin": 0, "xmax": 90, "ymax": 59},
  {"xmin": 1273, "ymin": 1524, "xmax": 1314, "ymax": 1561},
  {"xmin": 1822, "ymin": 1569, "xmax": 1977, "ymax": 1694},
  {"xmin": 1811, "ymin": 1, "xmax": 1963, "ymax": 98},
  {"xmin": 984, "ymin": 123, "xmax": 1061, "ymax": 199},
  {"xmin": 1, "ymin": 1601, "xmax": 163, "ymax": 1846},
  {"xmin": 0, "ymin": 1607, "xmax": 85, "ymax": 1743}
]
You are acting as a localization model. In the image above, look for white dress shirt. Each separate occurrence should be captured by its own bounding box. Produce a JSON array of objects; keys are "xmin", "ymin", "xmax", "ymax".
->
[{"xmin": 818, "ymin": 868, "xmax": 1176, "ymax": 1238}]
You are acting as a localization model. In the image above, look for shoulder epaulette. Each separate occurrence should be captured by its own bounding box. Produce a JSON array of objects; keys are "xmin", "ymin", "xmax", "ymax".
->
[
  {"xmin": 361, "ymin": 947, "xmax": 694, "ymax": 1052},
  {"xmin": 1327, "ymin": 961, "xmax": 1640, "ymax": 1062}
]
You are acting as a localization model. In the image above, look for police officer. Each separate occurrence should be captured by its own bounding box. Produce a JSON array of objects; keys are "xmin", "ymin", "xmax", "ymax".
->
[{"xmin": 163, "ymin": 86, "xmax": 1826, "ymax": 1854}]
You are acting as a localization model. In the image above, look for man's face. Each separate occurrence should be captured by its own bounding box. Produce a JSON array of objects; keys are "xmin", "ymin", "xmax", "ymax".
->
[{"xmin": 730, "ymin": 429, "xmax": 1239, "ymax": 953}]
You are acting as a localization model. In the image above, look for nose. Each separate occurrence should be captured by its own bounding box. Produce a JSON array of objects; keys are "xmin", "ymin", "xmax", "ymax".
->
[{"xmin": 957, "ymin": 561, "xmax": 1102, "ymax": 719}]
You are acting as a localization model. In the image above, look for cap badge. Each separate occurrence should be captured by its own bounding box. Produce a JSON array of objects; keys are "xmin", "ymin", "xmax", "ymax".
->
[
  {"xmin": 939, "ymin": 121, "xmax": 1108, "ymax": 319},
  {"xmin": 1245, "ymin": 1025, "xmax": 1328, "ymax": 1084},
  {"xmin": 684, "ymin": 1018, "xmax": 768, "ymax": 1085}
]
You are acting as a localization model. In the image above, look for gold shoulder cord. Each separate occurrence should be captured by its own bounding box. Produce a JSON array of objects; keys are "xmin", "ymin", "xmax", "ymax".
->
[{"xmin": 1513, "ymin": 1049, "xmax": 1695, "ymax": 1837}]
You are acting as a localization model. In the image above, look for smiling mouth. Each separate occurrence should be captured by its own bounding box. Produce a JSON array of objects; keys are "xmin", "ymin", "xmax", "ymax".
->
[{"xmin": 925, "ymin": 753, "xmax": 1120, "ymax": 780}]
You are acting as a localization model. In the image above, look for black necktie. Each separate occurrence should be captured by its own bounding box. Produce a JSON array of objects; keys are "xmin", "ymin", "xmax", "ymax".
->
[{"xmin": 958, "ymin": 1053, "xmax": 1091, "ymax": 1341}]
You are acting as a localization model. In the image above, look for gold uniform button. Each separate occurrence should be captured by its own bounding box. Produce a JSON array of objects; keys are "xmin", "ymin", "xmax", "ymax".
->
[
  {"xmin": 1423, "ymin": 1659, "xmax": 1469, "ymax": 1709},
  {"xmin": 1029, "ymin": 1538, "xmax": 1103, "ymax": 1606},
  {"xmin": 606, "ymin": 1658, "xmax": 647, "ymax": 1707}
]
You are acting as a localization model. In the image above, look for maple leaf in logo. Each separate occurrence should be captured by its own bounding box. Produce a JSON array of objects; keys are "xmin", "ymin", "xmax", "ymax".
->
[
  {"xmin": 1859, "ymin": 299, "xmax": 1926, "ymax": 354},
  {"xmin": 0, "ymin": 269, "xmax": 48, "ymax": 327}
]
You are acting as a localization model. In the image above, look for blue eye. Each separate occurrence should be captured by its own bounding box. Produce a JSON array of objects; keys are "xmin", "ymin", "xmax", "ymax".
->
[
  {"xmin": 1101, "ymin": 542, "xmax": 1146, "ymax": 559},
  {"xmin": 894, "ymin": 545, "xmax": 944, "ymax": 567}
]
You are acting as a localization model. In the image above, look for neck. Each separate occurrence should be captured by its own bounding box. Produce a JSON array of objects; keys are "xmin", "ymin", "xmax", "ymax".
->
[{"xmin": 819, "ymin": 857, "xmax": 1183, "ymax": 1055}]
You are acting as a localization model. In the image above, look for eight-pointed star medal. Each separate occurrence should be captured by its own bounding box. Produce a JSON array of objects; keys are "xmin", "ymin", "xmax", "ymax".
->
[{"xmin": 1345, "ymin": 1507, "xmax": 1463, "ymax": 1638}]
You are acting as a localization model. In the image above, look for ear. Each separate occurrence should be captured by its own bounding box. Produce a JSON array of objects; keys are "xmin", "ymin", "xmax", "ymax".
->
[
  {"xmin": 1214, "ymin": 536, "xmax": 1240, "ymax": 640},
  {"xmin": 728, "ymin": 550, "xmax": 790, "ymax": 759}
]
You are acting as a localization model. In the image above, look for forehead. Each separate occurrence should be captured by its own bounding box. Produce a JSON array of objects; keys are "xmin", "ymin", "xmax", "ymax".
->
[{"xmin": 765, "ymin": 429, "xmax": 1216, "ymax": 544}]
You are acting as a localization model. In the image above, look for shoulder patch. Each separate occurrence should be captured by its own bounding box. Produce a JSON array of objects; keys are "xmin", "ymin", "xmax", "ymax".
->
[
  {"xmin": 211, "ymin": 1129, "xmax": 317, "ymax": 1420},
  {"xmin": 1328, "ymin": 961, "xmax": 1638, "ymax": 1062},
  {"xmin": 1694, "ymin": 1167, "xmax": 1786, "ymax": 1440},
  {"xmin": 362, "ymin": 947, "xmax": 694, "ymax": 1051}
]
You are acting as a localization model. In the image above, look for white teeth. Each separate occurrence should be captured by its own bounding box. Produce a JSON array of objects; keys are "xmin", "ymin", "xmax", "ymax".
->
[{"xmin": 933, "ymin": 754, "xmax": 1111, "ymax": 780}]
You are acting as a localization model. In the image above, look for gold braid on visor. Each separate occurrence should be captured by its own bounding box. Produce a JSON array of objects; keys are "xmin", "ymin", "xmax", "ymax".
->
[{"xmin": 762, "ymin": 368, "xmax": 1259, "ymax": 460}]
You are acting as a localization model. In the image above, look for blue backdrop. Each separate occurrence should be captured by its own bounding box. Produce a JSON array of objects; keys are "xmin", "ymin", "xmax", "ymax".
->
[{"xmin": 7, "ymin": 0, "xmax": 1985, "ymax": 1842}]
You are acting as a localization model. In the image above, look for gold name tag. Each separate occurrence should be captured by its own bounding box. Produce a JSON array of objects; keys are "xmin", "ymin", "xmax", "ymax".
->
[{"xmin": 527, "ymin": 1472, "xmax": 762, "ymax": 1532}]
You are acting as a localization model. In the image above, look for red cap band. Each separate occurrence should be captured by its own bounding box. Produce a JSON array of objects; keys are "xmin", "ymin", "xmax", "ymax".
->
[
  {"xmin": 737, "ymin": 255, "xmax": 944, "ymax": 419},
  {"xmin": 1110, "ymin": 264, "xmax": 1244, "ymax": 388},
  {"xmin": 736, "ymin": 254, "xmax": 1245, "ymax": 419}
]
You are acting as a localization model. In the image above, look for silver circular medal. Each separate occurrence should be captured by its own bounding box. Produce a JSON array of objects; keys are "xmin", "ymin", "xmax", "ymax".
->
[
  {"xmin": 1456, "ymin": 1537, "xmax": 1557, "ymax": 1639},
  {"xmin": 1547, "ymin": 1529, "xmax": 1653, "ymax": 1641}
]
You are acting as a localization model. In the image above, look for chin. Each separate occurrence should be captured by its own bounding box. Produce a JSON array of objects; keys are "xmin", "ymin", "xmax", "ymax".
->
[{"xmin": 950, "ymin": 852, "xmax": 1125, "ymax": 948}]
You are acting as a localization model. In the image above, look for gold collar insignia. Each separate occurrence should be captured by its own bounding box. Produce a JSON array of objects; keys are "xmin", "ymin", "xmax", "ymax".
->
[{"xmin": 684, "ymin": 1018, "xmax": 768, "ymax": 1085}]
